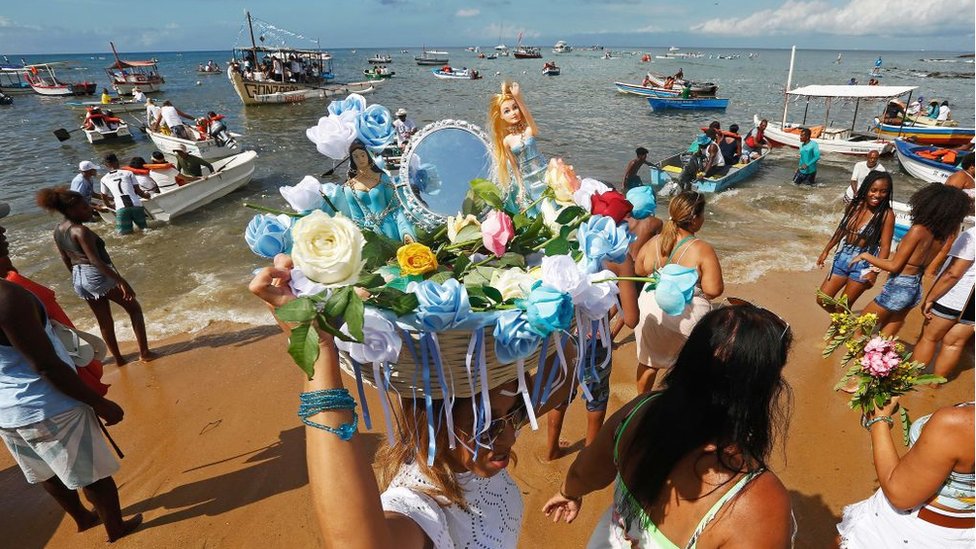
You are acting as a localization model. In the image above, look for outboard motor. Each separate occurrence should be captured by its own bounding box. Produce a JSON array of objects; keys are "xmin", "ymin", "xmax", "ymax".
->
[{"xmin": 208, "ymin": 119, "xmax": 238, "ymax": 149}]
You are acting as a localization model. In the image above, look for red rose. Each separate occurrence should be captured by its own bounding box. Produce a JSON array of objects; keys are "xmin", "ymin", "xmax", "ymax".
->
[{"xmin": 591, "ymin": 190, "xmax": 634, "ymax": 223}]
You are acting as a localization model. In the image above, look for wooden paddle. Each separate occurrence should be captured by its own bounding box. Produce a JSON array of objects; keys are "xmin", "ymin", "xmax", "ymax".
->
[
  {"xmin": 53, "ymin": 127, "xmax": 82, "ymax": 141},
  {"xmin": 321, "ymin": 155, "xmax": 350, "ymax": 177}
]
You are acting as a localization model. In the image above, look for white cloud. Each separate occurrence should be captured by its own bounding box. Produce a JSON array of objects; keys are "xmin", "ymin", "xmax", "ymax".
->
[
  {"xmin": 691, "ymin": 0, "xmax": 974, "ymax": 37},
  {"xmin": 482, "ymin": 23, "xmax": 540, "ymax": 40},
  {"xmin": 456, "ymin": 8, "xmax": 480, "ymax": 17},
  {"xmin": 0, "ymin": 16, "xmax": 41, "ymax": 31}
]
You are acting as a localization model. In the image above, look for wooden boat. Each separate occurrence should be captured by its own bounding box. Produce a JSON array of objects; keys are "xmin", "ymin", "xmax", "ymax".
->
[
  {"xmin": 147, "ymin": 126, "xmax": 239, "ymax": 161},
  {"xmin": 24, "ymin": 63, "xmax": 96, "ymax": 96},
  {"xmin": 432, "ymin": 68, "xmax": 481, "ymax": 80},
  {"xmin": 106, "ymin": 42, "xmax": 164, "ymax": 95},
  {"xmin": 893, "ymin": 138, "xmax": 961, "ymax": 183},
  {"xmin": 100, "ymin": 151, "xmax": 258, "ymax": 223},
  {"xmin": 415, "ymin": 48, "xmax": 449, "ymax": 65},
  {"xmin": 368, "ymin": 54, "xmax": 392, "ymax": 64},
  {"xmin": 647, "ymin": 96, "xmax": 729, "ymax": 111},
  {"xmin": 645, "ymin": 72, "xmax": 717, "ymax": 96},
  {"xmin": 513, "ymin": 33, "xmax": 541, "ymax": 59},
  {"xmin": 65, "ymin": 99, "xmax": 146, "ymax": 113},
  {"xmin": 646, "ymin": 148, "xmax": 771, "ymax": 193},
  {"xmin": 873, "ymin": 117, "xmax": 974, "ymax": 146},
  {"xmin": 363, "ymin": 67, "xmax": 395, "ymax": 80},
  {"xmin": 0, "ymin": 67, "xmax": 33, "ymax": 94},
  {"xmin": 614, "ymin": 81, "xmax": 680, "ymax": 98},
  {"xmin": 82, "ymin": 118, "xmax": 132, "ymax": 144},
  {"xmin": 196, "ymin": 66, "xmax": 222, "ymax": 75},
  {"xmin": 759, "ymin": 114, "xmax": 893, "ymax": 156}
]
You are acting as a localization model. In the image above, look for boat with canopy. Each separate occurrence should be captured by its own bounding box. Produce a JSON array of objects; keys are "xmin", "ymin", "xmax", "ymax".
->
[
  {"xmin": 0, "ymin": 66, "xmax": 32, "ymax": 94},
  {"xmin": 229, "ymin": 11, "xmax": 373, "ymax": 106},
  {"xmin": 105, "ymin": 42, "xmax": 164, "ymax": 95},
  {"xmin": 759, "ymin": 47, "xmax": 907, "ymax": 156},
  {"xmin": 24, "ymin": 63, "xmax": 96, "ymax": 96}
]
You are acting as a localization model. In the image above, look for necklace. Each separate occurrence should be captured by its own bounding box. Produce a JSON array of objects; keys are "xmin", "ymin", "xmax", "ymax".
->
[{"xmin": 507, "ymin": 121, "xmax": 527, "ymax": 135}]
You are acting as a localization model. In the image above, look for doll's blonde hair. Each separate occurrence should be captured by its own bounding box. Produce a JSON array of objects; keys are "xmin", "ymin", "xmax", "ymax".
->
[{"xmin": 488, "ymin": 81, "xmax": 521, "ymax": 193}]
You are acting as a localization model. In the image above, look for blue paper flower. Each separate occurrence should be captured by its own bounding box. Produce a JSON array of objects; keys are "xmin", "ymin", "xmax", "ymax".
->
[
  {"xmin": 626, "ymin": 186, "xmax": 657, "ymax": 220},
  {"xmin": 414, "ymin": 279, "xmax": 473, "ymax": 332},
  {"xmin": 327, "ymin": 93, "xmax": 366, "ymax": 118},
  {"xmin": 493, "ymin": 310, "xmax": 543, "ymax": 364},
  {"xmin": 521, "ymin": 281, "xmax": 574, "ymax": 337},
  {"xmin": 355, "ymin": 104, "xmax": 396, "ymax": 153},
  {"xmin": 577, "ymin": 214, "xmax": 635, "ymax": 274},
  {"xmin": 244, "ymin": 214, "xmax": 293, "ymax": 259},
  {"xmin": 654, "ymin": 264, "xmax": 699, "ymax": 316}
]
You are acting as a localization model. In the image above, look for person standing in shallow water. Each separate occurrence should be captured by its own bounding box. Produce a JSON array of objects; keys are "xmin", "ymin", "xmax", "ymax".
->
[
  {"xmin": 793, "ymin": 128, "xmax": 820, "ymax": 186},
  {"xmin": 36, "ymin": 187, "xmax": 153, "ymax": 366},
  {"xmin": 622, "ymin": 147, "xmax": 653, "ymax": 190}
]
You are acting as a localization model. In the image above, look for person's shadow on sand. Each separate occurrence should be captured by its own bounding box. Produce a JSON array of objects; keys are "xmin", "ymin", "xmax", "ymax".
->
[
  {"xmin": 122, "ymin": 427, "xmax": 382, "ymax": 530},
  {"xmin": 789, "ymin": 490, "xmax": 841, "ymax": 548}
]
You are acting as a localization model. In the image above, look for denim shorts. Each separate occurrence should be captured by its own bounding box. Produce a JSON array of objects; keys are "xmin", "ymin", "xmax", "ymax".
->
[
  {"xmin": 830, "ymin": 244, "xmax": 877, "ymax": 283},
  {"xmin": 71, "ymin": 264, "xmax": 117, "ymax": 301},
  {"xmin": 874, "ymin": 273, "xmax": 923, "ymax": 312},
  {"xmin": 793, "ymin": 170, "xmax": 817, "ymax": 186},
  {"xmin": 570, "ymin": 341, "xmax": 611, "ymax": 412}
]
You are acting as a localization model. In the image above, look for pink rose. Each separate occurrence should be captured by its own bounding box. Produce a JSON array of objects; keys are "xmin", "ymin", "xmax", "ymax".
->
[
  {"xmin": 544, "ymin": 158, "xmax": 582, "ymax": 204},
  {"xmin": 482, "ymin": 210, "xmax": 514, "ymax": 257},
  {"xmin": 860, "ymin": 336, "xmax": 899, "ymax": 377}
]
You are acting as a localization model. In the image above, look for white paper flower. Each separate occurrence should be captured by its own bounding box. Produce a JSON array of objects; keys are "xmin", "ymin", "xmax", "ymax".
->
[
  {"xmin": 280, "ymin": 175, "xmax": 325, "ymax": 212},
  {"xmin": 305, "ymin": 111, "xmax": 358, "ymax": 160},
  {"xmin": 489, "ymin": 268, "xmax": 536, "ymax": 301},
  {"xmin": 573, "ymin": 178, "xmax": 612, "ymax": 211},
  {"xmin": 446, "ymin": 213, "xmax": 481, "ymax": 244},
  {"xmin": 539, "ymin": 199, "xmax": 564, "ymax": 234},
  {"xmin": 291, "ymin": 211, "xmax": 365, "ymax": 287},
  {"xmin": 576, "ymin": 270, "xmax": 620, "ymax": 320},
  {"xmin": 336, "ymin": 308, "xmax": 401, "ymax": 364},
  {"xmin": 541, "ymin": 255, "xmax": 586, "ymax": 298},
  {"xmin": 288, "ymin": 267, "xmax": 329, "ymax": 298}
]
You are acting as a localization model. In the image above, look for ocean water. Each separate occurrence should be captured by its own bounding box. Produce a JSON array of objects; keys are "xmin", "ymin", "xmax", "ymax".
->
[{"xmin": 1, "ymin": 47, "xmax": 973, "ymax": 341}]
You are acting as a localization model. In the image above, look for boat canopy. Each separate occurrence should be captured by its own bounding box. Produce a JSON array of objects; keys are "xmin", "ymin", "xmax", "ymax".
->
[
  {"xmin": 106, "ymin": 59, "xmax": 158, "ymax": 69},
  {"xmin": 787, "ymin": 84, "xmax": 916, "ymax": 99}
]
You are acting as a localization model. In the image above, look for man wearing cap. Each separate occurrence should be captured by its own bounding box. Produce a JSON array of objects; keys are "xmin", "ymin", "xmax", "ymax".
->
[
  {"xmin": 131, "ymin": 86, "xmax": 145, "ymax": 103},
  {"xmin": 100, "ymin": 154, "xmax": 150, "ymax": 234},
  {"xmin": 70, "ymin": 161, "xmax": 99, "ymax": 205},
  {"xmin": 173, "ymin": 144, "xmax": 214, "ymax": 180},
  {"xmin": 393, "ymin": 108, "xmax": 416, "ymax": 149},
  {"xmin": 0, "ymin": 209, "xmax": 142, "ymax": 541}
]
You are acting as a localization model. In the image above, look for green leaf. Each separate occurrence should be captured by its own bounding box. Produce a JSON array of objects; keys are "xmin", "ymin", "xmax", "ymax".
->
[
  {"xmin": 463, "ymin": 266, "xmax": 495, "ymax": 287},
  {"xmin": 366, "ymin": 287, "xmax": 419, "ymax": 316},
  {"xmin": 469, "ymin": 295, "xmax": 489, "ymax": 309},
  {"xmin": 470, "ymin": 179, "xmax": 504, "ymax": 210},
  {"xmin": 496, "ymin": 252, "xmax": 526, "ymax": 269},
  {"xmin": 343, "ymin": 292, "xmax": 365, "ymax": 342},
  {"xmin": 454, "ymin": 224, "xmax": 482, "ymax": 243},
  {"xmin": 324, "ymin": 286, "xmax": 351, "ymax": 318},
  {"xmin": 362, "ymin": 231, "xmax": 402, "ymax": 271},
  {"xmin": 914, "ymin": 374, "xmax": 947, "ymax": 385},
  {"xmin": 387, "ymin": 276, "xmax": 414, "ymax": 292},
  {"xmin": 452, "ymin": 254, "xmax": 471, "ymax": 277},
  {"xmin": 483, "ymin": 285, "xmax": 503, "ymax": 303},
  {"xmin": 545, "ymin": 237, "xmax": 571, "ymax": 256},
  {"xmin": 276, "ymin": 298, "xmax": 317, "ymax": 323},
  {"xmin": 356, "ymin": 272, "xmax": 385, "ymax": 289},
  {"xmin": 429, "ymin": 271, "xmax": 454, "ymax": 284},
  {"xmin": 315, "ymin": 315, "xmax": 357, "ymax": 343},
  {"xmin": 555, "ymin": 206, "xmax": 586, "ymax": 225},
  {"xmin": 288, "ymin": 322, "xmax": 320, "ymax": 380},
  {"xmin": 462, "ymin": 195, "xmax": 484, "ymax": 217}
]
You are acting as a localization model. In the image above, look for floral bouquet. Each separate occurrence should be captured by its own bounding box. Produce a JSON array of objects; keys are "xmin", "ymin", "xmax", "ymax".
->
[
  {"xmin": 819, "ymin": 292, "xmax": 944, "ymax": 442},
  {"xmin": 244, "ymin": 94, "xmax": 638, "ymax": 457}
]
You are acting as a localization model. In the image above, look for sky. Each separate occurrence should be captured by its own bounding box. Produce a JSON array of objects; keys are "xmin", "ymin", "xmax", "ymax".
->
[{"xmin": 2, "ymin": 0, "xmax": 974, "ymax": 55}]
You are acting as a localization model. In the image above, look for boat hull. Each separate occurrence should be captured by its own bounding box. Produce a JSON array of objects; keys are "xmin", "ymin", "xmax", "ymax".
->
[
  {"xmin": 892, "ymin": 200, "xmax": 974, "ymax": 242},
  {"xmin": 648, "ymin": 97, "xmax": 728, "ymax": 110},
  {"xmin": 543, "ymin": 68, "xmax": 560, "ymax": 76},
  {"xmin": 646, "ymin": 73, "xmax": 717, "ymax": 95},
  {"xmin": 432, "ymin": 70, "xmax": 479, "ymax": 80},
  {"xmin": 893, "ymin": 138, "xmax": 960, "ymax": 183},
  {"xmin": 229, "ymin": 71, "xmax": 373, "ymax": 105},
  {"xmin": 84, "ymin": 123, "xmax": 133, "ymax": 144},
  {"xmin": 148, "ymin": 128, "xmax": 239, "ymax": 161},
  {"xmin": 757, "ymin": 115, "xmax": 893, "ymax": 156},
  {"xmin": 65, "ymin": 100, "xmax": 146, "ymax": 113},
  {"xmin": 646, "ymin": 149, "xmax": 770, "ymax": 193},
  {"xmin": 30, "ymin": 82, "xmax": 96, "ymax": 97},
  {"xmin": 112, "ymin": 79, "xmax": 164, "ymax": 95},
  {"xmin": 614, "ymin": 81, "xmax": 679, "ymax": 97},
  {"xmin": 874, "ymin": 119, "xmax": 974, "ymax": 146},
  {"xmin": 141, "ymin": 151, "xmax": 258, "ymax": 222}
]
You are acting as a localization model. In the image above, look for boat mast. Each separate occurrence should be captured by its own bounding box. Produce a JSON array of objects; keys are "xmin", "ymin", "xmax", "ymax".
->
[
  {"xmin": 246, "ymin": 11, "xmax": 258, "ymax": 65},
  {"xmin": 781, "ymin": 45, "xmax": 796, "ymax": 128}
]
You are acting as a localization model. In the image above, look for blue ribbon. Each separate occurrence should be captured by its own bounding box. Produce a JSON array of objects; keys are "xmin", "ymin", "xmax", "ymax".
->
[{"xmin": 351, "ymin": 359, "xmax": 372, "ymax": 430}]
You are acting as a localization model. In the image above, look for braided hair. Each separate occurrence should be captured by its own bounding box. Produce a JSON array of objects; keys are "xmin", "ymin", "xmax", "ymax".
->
[{"xmin": 831, "ymin": 170, "xmax": 892, "ymax": 251}]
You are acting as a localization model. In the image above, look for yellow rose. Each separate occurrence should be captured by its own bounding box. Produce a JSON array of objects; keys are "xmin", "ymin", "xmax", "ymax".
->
[
  {"xmin": 544, "ymin": 157, "xmax": 581, "ymax": 205},
  {"xmin": 397, "ymin": 243, "xmax": 438, "ymax": 276}
]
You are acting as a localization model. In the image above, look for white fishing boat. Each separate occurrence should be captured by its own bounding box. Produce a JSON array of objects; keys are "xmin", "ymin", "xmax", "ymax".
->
[
  {"xmin": 0, "ymin": 67, "xmax": 33, "ymax": 94},
  {"xmin": 431, "ymin": 68, "xmax": 481, "ymax": 80},
  {"xmin": 415, "ymin": 47, "xmax": 449, "ymax": 65},
  {"xmin": 82, "ymin": 119, "xmax": 132, "ymax": 144},
  {"xmin": 147, "ymin": 127, "xmax": 239, "ymax": 161},
  {"xmin": 65, "ymin": 99, "xmax": 146, "ymax": 113},
  {"xmin": 368, "ymin": 53, "xmax": 392, "ymax": 64},
  {"xmin": 893, "ymin": 138, "xmax": 960, "ymax": 183},
  {"xmin": 100, "ymin": 151, "xmax": 258, "ymax": 223},
  {"xmin": 552, "ymin": 41, "xmax": 572, "ymax": 54},
  {"xmin": 105, "ymin": 42, "xmax": 164, "ymax": 95},
  {"xmin": 24, "ymin": 63, "xmax": 97, "ymax": 96}
]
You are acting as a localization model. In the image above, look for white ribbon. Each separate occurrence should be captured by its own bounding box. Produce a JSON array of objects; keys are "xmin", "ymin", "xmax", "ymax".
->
[{"xmin": 515, "ymin": 359, "xmax": 539, "ymax": 431}]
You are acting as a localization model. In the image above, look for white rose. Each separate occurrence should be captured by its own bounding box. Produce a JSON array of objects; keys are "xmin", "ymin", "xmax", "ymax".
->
[
  {"xmin": 280, "ymin": 175, "xmax": 325, "ymax": 212},
  {"xmin": 539, "ymin": 199, "xmax": 564, "ymax": 234},
  {"xmin": 291, "ymin": 211, "xmax": 365, "ymax": 287},
  {"xmin": 489, "ymin": 268, "xmax": 535, "ymax": 301},
  {"xmin": 305, "ymin": 111, "xmax": 358, "ymax": 160},
  {"xmin": 573, "ymin": 178, "xmax": 612, "ymax": 211},
  {"xmin": 541, "ymin": 255, "xmax": 586, "ymax": 297},
  {"xmin": 447, "ymin": 213, "xmax": 482, "ymax": 244},
  {"xmin": 576, "ymin": 270, "xmax": 620, "ymax": 319},
  {"xmin": 336, "ymin": 308, "xmax": 401, "ymax": 363}
]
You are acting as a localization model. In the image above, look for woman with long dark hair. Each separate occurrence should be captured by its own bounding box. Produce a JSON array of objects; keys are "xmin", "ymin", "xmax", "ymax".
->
[
  {"xmin": 816, "ymin": 170, "xmax": 895, "ymax": 310},
  {"xmin": 632, "ymin": 190, "xmax": 724, "ymax": 393},
  {"xmin": 36, "ymin": 187, "xmax": 152, "ymax": 365},
  {"xmin": 543, "ymin": 304, "xmax": 794, "ymax": 548},
  {"xmin": 852, "ymin": 183, "xmax": 971, "ymax": 336}
]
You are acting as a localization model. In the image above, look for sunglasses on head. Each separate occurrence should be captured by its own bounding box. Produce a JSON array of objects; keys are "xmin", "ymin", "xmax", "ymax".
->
[{"xmin": 726, "ymin": 296, "xmax": 791, "ymax": 341}]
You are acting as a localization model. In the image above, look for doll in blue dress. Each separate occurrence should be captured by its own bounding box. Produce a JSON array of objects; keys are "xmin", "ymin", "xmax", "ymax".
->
[{"xmin": 488, "ymin": 81, "xmax": 547, "ymax": 211}]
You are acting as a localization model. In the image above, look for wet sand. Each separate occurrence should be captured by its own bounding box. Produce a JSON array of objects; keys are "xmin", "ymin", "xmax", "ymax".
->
[{"xmin": 1, "ymin": 268, "xmax": 972, "ymax": 548}]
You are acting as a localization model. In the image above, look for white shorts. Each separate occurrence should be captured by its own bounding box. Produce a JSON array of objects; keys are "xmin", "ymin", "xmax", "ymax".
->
[
  {"xmin": 0, "ymin": 406, "xmax": 119, "ymax": 490},
  {"xmin": 838, "ymin": 489, "xmax": 974, "ymax": 548}
]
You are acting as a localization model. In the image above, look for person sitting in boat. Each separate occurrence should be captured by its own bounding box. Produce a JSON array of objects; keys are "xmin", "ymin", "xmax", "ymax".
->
[
  {"xmin": 149, "ymin": 151, "xmax": 184, "ymax": 192},
  {"xmin": 699, "ymin": 128, "xmax": 727, "ymax": 178},
  {"xmin": 679, "ymin": 81, "xmax": 692, "ymax": 98},
  {"xmin": 718, "ymin": 124, "xmax": 743, "ymax": 166},
  {"xmin": 131, "ymin": 87, "xmax": 145, "ymax": 103},
  {"xmin": 197, "ymin": 64, "xmax": 206, "ymax": 72},
  {"xmin": 99, "ymin": 88, "xmax": 112, "ymax": 105},
  {"xmin": 81, "ymin": 107, "xmax": 121, "ymax": 131},
  {"xmin": 642, "ymin": 74, "xmax": 652, "ymax": 87},
  {"xmin": 906, "ymin": 95, "xmax": 923, "ymax": 116},
  {"xmin": 662, "ymin": 76, "xmax": 675, "ymax": 89},
  {"xmin": 194, "ymin": 118, "xmax": 211, "ymax": 141},
  {"xmin": 125, "ymin": 157, "xmax": 160, "ymax": 196},
  {"xmin": 172, "ymin": 144, "xmax": 214, "ymax": 182},
  {"xmin": 152, "ymin": 100, "xmax": 195, "ymax": 140},
  {"xmin": 441, "ymin": 64, "xmax": 452, "ymax": 73},
  {"xmin": 926, "ymin": 100, "xmax": 940, "ymax": 119},
  {"xmin": 742, "ymin": 119, "xmax": 768, "ymax": 161},
  {"xmin": 937, "ymin": 100, "xmax": 952, "ymax": 123},
  {"xmin": 882, "ymin": 100, "xmax": 905, "ymax": 124}
]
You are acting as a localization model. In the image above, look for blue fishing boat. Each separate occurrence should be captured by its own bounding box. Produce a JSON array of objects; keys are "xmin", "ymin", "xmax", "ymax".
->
[
  {"xmin": 645, "ymin": 148, "xmax": 770, "ymax": 194},
  {"xmin": 614, "ymin": 81, "xmax": 679, "ymax": 98},
  {"xmin": 893, "ymin": 138, "xmax": 960, "ymax": 183},
  {"xmin": 647, "ymin": 97, "xmax": 729, "ymax": 111},
  {"xmin": 873, "ymin": 118, "xmax": 974, "ymax": 147}
]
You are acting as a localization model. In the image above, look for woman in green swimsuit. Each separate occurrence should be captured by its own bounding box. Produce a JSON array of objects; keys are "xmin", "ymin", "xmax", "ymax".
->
[{"xmin": 543, "ymin": 304, "xmax": 795, "ymax": 548}]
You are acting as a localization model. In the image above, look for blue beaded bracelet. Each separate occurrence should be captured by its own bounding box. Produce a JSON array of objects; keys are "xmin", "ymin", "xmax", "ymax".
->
[{"xmin": 298, "ymin": 388, "xmax": 358, "ymax": 441}]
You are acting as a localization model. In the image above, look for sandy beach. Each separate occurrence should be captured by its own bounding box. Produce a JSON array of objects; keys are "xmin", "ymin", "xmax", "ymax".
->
[{"xmin": 2, "ymin": 267, "xmax": 972, "ymax": 548}]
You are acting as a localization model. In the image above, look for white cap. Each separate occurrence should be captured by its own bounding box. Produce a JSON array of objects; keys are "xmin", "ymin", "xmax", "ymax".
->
[
  {"xmin": 396, "ymin": 108, "xmax": 407, "ymax": 116},
  {"xmin": 79, "ymin": 160, "xmax": 98, "ymax": 172},
  {"xmin": 173, "ymin": 144, "xmax": 188, "ymax": 152}
]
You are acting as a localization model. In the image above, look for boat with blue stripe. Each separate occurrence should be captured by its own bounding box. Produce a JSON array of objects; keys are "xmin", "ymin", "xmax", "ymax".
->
[
  {"xmin": 647, "ymin": 97, "xmax": 729, "ymax": 111},
  {"xmin": 893, "ymin": 138, "xmax": 961, "ymax": 183},
  {"xmin": 873, "ymin": 118, "xmax": 974, "ymax": 146},
  {"xmin": 614, "ymin": 81, "xmax": 679, "ymax": 98},
  {"xmin": 645, "ymin": 148, "xmax": 770, "ymax": 194}
]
